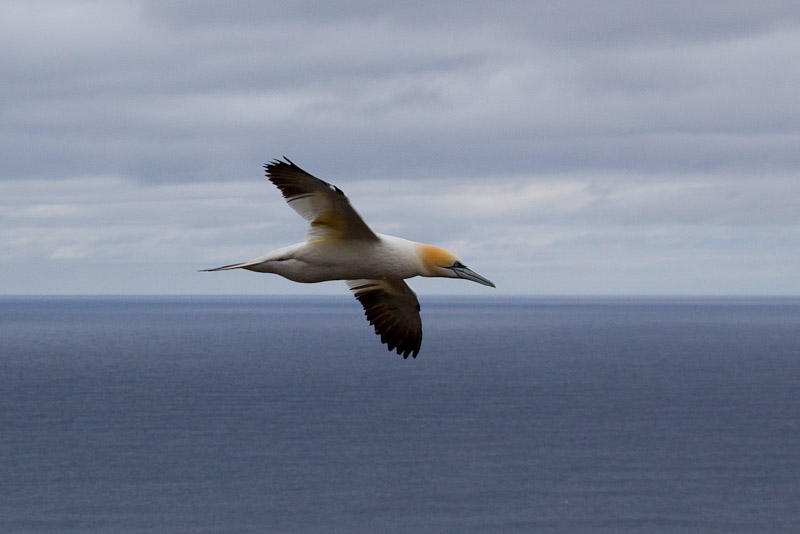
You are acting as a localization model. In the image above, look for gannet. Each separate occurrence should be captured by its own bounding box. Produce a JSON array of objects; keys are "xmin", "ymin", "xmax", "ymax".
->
[{"xmin": 204, "ymin": 158, "xmax": 495, "ymax": 358}]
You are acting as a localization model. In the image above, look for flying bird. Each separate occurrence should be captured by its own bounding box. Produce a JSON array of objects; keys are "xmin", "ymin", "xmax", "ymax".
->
[{"xmin": 204, "ymin": 158, "xmax": 495, "ymax": 358}]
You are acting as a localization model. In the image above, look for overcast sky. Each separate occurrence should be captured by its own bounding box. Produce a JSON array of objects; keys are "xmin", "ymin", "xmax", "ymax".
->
[{"xmin": 2, "ymin": 0, "xmax": 800, "ymax": 295}]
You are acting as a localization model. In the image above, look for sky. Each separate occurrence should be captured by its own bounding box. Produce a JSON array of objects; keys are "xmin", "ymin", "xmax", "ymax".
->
[{"xmin": 2, "ymin": 0, "xmax": 800, "ymax": 295}]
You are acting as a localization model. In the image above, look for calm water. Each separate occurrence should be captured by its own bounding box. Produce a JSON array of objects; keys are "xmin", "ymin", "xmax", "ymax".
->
[{"xmin": 1, "ymin": 296, "xmax": 799, "ymax": 533}]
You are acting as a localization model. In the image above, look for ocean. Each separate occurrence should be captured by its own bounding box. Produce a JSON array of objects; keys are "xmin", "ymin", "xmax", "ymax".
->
[{"xmin": 1, "ymin": 296, "xmax": 799, "ymax": 533}]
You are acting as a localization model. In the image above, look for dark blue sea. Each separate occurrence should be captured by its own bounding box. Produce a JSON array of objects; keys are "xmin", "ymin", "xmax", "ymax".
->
[{"xmin": 2, "ymin": 296, "xmax": 799, "ymax": 533}]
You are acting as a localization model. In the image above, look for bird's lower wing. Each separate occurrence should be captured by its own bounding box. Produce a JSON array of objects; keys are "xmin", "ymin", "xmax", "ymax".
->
[{"xmin": 346, "ymin": 279, "xmax": 422, "ymax": 358}]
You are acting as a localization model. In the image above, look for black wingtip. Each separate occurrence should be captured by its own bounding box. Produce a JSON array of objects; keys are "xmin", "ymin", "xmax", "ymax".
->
[
  {"xmin": 264, "ymin": 156, "xmax": 294, "ymax": 167},
  {"xmin": 394, "ymin": 340, "xmax": 421, "ymax": 359},
  {"xmin": 264, "ymin": 157, "xmax": 309, "ymax": 178}
]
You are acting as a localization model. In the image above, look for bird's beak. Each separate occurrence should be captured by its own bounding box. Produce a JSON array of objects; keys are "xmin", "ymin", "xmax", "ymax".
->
[{"xmin": 452, "ymin": 265, "xmax": 496, "ymax": 288}]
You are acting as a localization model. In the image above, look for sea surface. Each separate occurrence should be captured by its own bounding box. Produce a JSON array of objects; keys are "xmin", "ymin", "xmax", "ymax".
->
[{"xmin": 1, "ymin": 296, "xmax": 799, "ymax": 533}]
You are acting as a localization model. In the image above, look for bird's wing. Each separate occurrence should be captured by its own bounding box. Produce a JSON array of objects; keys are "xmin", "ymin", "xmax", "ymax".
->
[
  {"xmin": 265, "ymin": 158, "xmax": 378, "ymax": 242},
  {"xmin": 347, "ymin": 279, "xmax": 423, "ymax": 358}
]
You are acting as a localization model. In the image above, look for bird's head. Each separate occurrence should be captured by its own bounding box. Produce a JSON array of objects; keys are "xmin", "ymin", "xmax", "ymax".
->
[{"xmin": 419, "ymin": 245, "xmax": 495, "ymax": 287}]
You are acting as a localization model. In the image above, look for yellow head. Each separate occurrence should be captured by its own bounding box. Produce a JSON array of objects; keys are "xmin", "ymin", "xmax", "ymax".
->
[{"xmin": 419, "ymin": 244, "xmax": 495, "ymax": 287}]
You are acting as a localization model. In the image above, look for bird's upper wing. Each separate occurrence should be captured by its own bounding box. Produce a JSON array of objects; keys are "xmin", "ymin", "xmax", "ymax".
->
[
  {"xmin": 347, "ymin": 279, "xmax": 422, "ymax": 358},
  {"xmin": 265, "ymin": 158, "xmax": 378, "ymax": 242}
]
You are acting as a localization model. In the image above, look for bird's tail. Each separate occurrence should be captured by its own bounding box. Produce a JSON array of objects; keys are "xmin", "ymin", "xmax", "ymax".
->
[{"xmin": 199, "ymin": 261, "xmax": 254, "ymax": 272}]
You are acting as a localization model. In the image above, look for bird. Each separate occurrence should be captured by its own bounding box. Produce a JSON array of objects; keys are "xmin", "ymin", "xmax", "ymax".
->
[{"xmin": 203, "ymin": 158, "xmax": 495, "ymax": 358}]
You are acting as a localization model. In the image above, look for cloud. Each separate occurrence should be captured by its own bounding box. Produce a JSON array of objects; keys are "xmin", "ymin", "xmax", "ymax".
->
[
  {"xmin": 2, "ymin": 1, "xmax": 800, "ymax": 293},
  {"xmin": 4, "ymin": 0, "xmax": 800, "ymax": 182},
  {"xmin": 0, "ymin": 176, "xmax": 273, "ymax": 262}
]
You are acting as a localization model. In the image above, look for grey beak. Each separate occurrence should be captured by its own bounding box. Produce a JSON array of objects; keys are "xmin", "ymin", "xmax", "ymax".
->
[{"xmin": 452, "ymin": 266, "xmax": 496, "ymax": 288}]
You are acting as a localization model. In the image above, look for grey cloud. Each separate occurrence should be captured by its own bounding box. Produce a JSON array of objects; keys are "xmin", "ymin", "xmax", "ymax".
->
[
  {"xmin": 141, "ymin": 1, "xmax": 800, "ymax": 46},
  {"xmin": 3, "ymin": 0, "xmax": 800, "ymax": 294},
  {"xmin": 4, "ymin": 0, "xmax": 800, "ymax": 184}
]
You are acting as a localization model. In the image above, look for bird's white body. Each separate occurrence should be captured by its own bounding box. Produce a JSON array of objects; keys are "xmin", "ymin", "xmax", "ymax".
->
[
  {"xmin": 238, "ymin": 234, "xmax": 428, "ymax": 283},
  {"xmin": 205, "ymin": 158, "xmax": 494, "ymax": 358}
]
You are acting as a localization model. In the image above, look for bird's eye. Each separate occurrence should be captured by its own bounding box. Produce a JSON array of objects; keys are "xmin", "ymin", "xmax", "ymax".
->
[{"xmin": 452, "ymin": 261, "xmax": 464, "ymax": 269}]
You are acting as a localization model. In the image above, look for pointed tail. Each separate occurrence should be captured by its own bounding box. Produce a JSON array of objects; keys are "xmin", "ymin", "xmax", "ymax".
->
[{"xmin": 199, "ymin": 261, "xmax": 252, "ymax": 272}]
